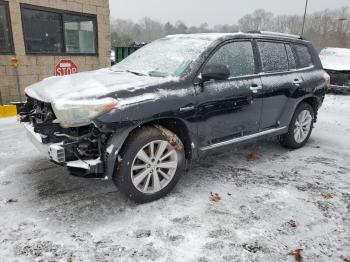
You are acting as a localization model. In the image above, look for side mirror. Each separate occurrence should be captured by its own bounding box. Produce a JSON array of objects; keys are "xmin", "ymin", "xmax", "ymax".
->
[{"xmin": 202, "ymin": 64, "xmax": 230, "ymax": 82}]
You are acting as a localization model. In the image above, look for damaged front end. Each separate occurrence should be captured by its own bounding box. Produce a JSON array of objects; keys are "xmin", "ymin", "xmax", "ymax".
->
[
  {"xmin": 20, "ymin": 97, "xmax": 112, "ymax": 178},
  {"xmin": 325, "ymin": 69, "xmax": 350, "ymax": 93}
]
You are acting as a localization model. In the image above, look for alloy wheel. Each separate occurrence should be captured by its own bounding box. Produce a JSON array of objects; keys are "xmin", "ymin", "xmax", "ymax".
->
[
  {"xmin": 294, "ymin": 110, "xmax": 313, "ymax": 143},
  {"xmin": 131, "ymin": 140, "xmax": 178, "ymax": 194}
]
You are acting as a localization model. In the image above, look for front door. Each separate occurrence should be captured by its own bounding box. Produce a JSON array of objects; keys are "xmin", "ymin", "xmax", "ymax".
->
[{"xmin": 196, "ymin": 40, "xmax": 263, "ymax": 150}]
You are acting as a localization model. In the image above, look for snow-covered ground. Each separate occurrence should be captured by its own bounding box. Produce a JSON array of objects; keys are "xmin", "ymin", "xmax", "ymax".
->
[{"xmin": 0, "ymin": 95, "xmax": 349, "ymax": 262}]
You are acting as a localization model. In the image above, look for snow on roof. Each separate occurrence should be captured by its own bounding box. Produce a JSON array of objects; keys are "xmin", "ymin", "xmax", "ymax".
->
[
  {"xmin": 165, "ymin": 33, "xmax": 240, "ymax": 41},
  {"xmin": 166, "ymin": 31, "xmax": 303, "ymax": 41}
]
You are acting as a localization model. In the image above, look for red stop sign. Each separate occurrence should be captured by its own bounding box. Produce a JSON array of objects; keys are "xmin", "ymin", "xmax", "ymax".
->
[{"xmin": 55, "ymin": 59, "xmax": 78, "ymax": 76}]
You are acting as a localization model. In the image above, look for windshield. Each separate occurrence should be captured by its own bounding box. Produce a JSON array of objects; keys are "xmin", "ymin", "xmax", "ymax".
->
[{"xmin": 111, "ymin": 37, "xmax": 214, "ymax": 77}]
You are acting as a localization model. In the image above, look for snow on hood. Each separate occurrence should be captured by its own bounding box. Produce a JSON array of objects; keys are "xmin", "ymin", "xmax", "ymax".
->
[
  {"xmin": 25, "ymin": 68, "xmax": 178, "ymax": 103},
  {"xmin": 319, "ymin": 48, "xmax": 350, "ymax": 71}
]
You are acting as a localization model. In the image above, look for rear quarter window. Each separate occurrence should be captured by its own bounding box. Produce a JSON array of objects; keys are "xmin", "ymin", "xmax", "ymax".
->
[
  {"xmin": 258, "ymin": 41, "xmax": 289, "ymax": 73},
  {"xmin": 294, "ymin": 44, "xmax": 313, "ymax": 68}
]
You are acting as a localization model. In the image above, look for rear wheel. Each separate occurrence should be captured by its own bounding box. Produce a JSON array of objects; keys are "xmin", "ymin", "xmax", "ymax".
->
[
  {"xmin": 279, "ymin": 102, "xmax": 314, "ymax": 149},
  {"xmin": 113, "ymin": 126, "xmax": 185, "ymax": 203}
]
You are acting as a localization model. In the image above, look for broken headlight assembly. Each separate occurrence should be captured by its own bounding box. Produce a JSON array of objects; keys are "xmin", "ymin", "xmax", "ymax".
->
[{"xmin": 51, "ymin": 98, "xmax": 118, "ymax": 127}]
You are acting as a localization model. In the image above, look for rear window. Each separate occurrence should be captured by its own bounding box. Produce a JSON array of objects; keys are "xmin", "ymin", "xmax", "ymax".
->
[
  {"xmin": 294, "ymin": 44, "xmax": 313, "ymax": 68},
  {"xmin": 258, "ymin": 41, "xmax": 288, "ymax": 73}
]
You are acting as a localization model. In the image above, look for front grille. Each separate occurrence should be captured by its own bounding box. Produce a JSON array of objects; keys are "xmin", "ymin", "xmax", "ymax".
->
[
  {"xmin": 32, "ymin": 99, "xmax": 56, "ymax": 124},
  {"xmin": 327, "ymin": 70, "xmax": 350, "ymax": 86},
  {"xmin": 20, "ymin": 97, "xmax": 57, "ymax": 124},
  {"xmin": 20, "ymin": 97, "xmax": 62, "ymax": 143}
]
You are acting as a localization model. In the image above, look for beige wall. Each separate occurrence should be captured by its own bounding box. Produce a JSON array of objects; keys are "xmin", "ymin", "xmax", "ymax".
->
[{"xmin": 0, "ymin": 0, "xmax": 111, "ymax": 104}]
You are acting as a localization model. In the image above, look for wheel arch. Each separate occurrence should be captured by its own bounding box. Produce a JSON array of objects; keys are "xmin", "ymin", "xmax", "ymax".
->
[
  {"xmin": 132, "ymin": 117, "xmax": 194, "ymax": 161},
  {"xmin": 297, "ymin": 96, "xmax": 319, "ymax": 122},
  {"xmin": 104, "ymin": 117, "xmax": 194, "ymax": 179}
]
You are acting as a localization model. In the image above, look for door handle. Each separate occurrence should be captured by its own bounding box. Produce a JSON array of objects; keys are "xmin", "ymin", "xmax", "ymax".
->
[
  {"xmin": 250, "ymin": 85, "xmax": 262, "ymax": 93},
  {"xmin": 179, "ymin": 105, "xmax": 195, "ymax": 112},
  {"xmin": 293, "ymin": 79, "xmax": 303, "ymax": 86}
]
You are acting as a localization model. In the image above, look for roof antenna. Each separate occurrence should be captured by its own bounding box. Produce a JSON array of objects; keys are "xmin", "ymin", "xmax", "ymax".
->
[{"xmin": 301, "ymin": 0, "xmax": 309, "ymax": 37}]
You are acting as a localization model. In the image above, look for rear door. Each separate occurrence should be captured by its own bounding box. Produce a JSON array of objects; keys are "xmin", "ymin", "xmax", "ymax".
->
[
  {"xmin": 196, "ymin": 40, "xmax": 263, "ymax": 149},
  {"xmin": 257, "ymin": 40, "xmax": 300, "ymax": 130},
  {"xmin": 293, "ymin": 43, "xmax": 323, "ymax": 92}
]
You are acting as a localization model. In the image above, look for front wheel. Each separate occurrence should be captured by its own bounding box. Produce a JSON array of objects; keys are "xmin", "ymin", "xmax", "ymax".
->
[
  {"xmin": 279, "ymin": 102, "xmax": 314, "ymax": 149},
  {"xmin": 113, "ymin": 126, "xmax": 185, "ymax": 203}
]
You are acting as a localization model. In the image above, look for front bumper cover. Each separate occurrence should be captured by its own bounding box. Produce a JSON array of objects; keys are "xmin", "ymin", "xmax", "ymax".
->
[
  {"xmin": 24, "ymin": 122, "xmax": 104, "ymax": 176},
  {"xmin": 24, "ymin": 123, "xmax": 50, "ymax": 155}
]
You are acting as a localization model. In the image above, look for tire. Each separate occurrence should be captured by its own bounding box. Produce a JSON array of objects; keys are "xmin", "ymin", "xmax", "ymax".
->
[
  {"xmin": 113, "ymin": 126, "xmax": 186, "ymax": 203},
  {"xmin": 279, "ymin": 102, "xmax": 315, "ymax": 149}
]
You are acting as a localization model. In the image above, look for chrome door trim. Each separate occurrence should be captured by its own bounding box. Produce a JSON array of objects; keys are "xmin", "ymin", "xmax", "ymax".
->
[
  {"xmin": 200, "ymin": 126, "xmax": 288, "ymax": 151},
  {"xmin": 179, "ymin": 105, "xmax": 195, "ymax": 112}
]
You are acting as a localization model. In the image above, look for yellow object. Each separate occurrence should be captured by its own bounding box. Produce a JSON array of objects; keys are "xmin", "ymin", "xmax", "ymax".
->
[
  {"xmin": 10, "ymin": 57, "xmax": 19, "ymax": 67},
  {"xmin": 0, "ymin": 105, "xmax": 17, "ymax": 118}
]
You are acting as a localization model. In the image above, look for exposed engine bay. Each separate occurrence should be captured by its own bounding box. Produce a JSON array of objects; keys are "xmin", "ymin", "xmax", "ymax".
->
[
  {"xmin": 325, "ymin": 70, "xmax": 350, "ymax": 87},
  {"xmin": 20, "ymin": 97, "xmax": 109, "ymax": 178}
]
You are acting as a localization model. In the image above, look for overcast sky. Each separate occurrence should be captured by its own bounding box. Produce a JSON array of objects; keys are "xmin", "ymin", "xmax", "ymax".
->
[{"xmin": 109, "ymin": 0, "xmax": 350, "ymax": 25}]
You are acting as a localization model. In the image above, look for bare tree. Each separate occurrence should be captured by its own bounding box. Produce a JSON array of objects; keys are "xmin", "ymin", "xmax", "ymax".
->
[{"xmin": 110, "ymin": 7, "xmax": 350, "ymax": 50}]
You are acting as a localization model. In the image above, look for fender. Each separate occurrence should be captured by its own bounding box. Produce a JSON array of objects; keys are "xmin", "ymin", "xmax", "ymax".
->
[
  {"xmin": 104, "ymin": 127, "xmax": 134, "ymax": 178},
  {"xmin": 103, "ymin": 116, "xmax": 197, "ymax": 178},
  {"xmin": 279, "ymin": 93, "xmax": 319, "ymax": 129}
]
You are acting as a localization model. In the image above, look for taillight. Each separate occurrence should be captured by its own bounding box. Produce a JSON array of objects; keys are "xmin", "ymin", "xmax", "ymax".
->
[{"xmin": 324, "ymin": 72, "xmax": 331, "ymax": 88}]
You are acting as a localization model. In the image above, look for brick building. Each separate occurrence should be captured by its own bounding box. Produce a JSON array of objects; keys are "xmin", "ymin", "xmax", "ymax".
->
[{"xmin": 0, "ymin": 0, "xmax": 111, "ymax": 104}]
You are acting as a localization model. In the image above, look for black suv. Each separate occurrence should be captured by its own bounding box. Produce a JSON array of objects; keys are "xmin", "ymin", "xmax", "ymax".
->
[{"xmin": 21, "ymin": 32, "xmax": 328, "ymax": 203}]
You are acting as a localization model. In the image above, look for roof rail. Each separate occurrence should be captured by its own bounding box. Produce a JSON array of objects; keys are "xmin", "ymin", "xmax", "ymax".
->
[{"xmin": 246, "ymin": 30, "xmax": 303, "ymax": 39}]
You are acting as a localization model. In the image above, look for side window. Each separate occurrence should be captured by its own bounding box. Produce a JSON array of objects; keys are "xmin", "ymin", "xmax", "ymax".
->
[
  {"xmin": 207, "ymin": 41, "xmax": 255, "ymax": 78},
  {"xmin": 294, "ymin": 44, "xmax": 313, "ymax": 68},
  {"xmin": 258, "ymin": 41, "xmax": 288, "ymax": 72},
  {"xmin": 285, "ymin": 44, "xmax": 296, "ymax": 70}
]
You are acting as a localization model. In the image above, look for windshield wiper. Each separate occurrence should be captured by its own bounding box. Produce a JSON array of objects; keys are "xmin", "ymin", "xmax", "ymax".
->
[
  {"xmin": 148, "ymin": 70, "xmax": 169, "ymax": 77},
  {"xmin": 111, "ymin": 68, "xmax": 147, "ymax": 76},
  {"xmin": 126, "ymin": 70, "xmax": 148, "ymax": 76}
]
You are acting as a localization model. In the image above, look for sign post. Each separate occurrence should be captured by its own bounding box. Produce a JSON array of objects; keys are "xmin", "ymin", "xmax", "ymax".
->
[
  {"xmin": 55, "ymin": 59, "xmax": 78, "ymax": 76},
  {"xmin": 10, "ymin": 57, "xmax": 22, "ymax": 102}
]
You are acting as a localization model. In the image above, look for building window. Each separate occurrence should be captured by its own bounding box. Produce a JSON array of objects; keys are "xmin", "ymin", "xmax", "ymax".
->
[
  {"xmin": 21, "ymin": 5, "xmax": 97, "ymax": 55},
  {"xmin": 64, "ymin": 14, "xmax": 96, "ymax": 54},
  {"xmin": 0, "ymin": 1, "xmax": 14, "ymax": 54}
]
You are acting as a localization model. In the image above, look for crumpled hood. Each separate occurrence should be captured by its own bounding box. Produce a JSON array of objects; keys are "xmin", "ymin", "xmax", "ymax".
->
[
  {"xmin": 25, "ymin": 68, "xmax": 176, "ymax": 103},
  {"xmin": 320, "ymin": 53, "xmax": 350, "ymax": 71}
]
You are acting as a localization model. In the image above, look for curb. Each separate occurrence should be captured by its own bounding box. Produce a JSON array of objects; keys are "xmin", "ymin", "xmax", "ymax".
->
[{"xmin": 0, "ymin": 105, "xmax": 17, "ymax": 118}]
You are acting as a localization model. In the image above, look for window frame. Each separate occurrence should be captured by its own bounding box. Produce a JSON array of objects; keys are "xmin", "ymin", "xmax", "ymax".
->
[
  {"xmin": 256, "ymin": 40, "xmax": 290, "ymax": 74},
  {"xmin": 0, "ymin": 0, "xmax": 15, "ymax": 55},
  {"xmin": 200, "ymin": 39, "xmax": 259, "ymax": 81},
  {"xmin": 20, "ymin": 4, "xmax": 98, "ymax": 56},
  {"xmin": 285, "ymin": 43, "xmax": 297, "ymax": 71}
]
